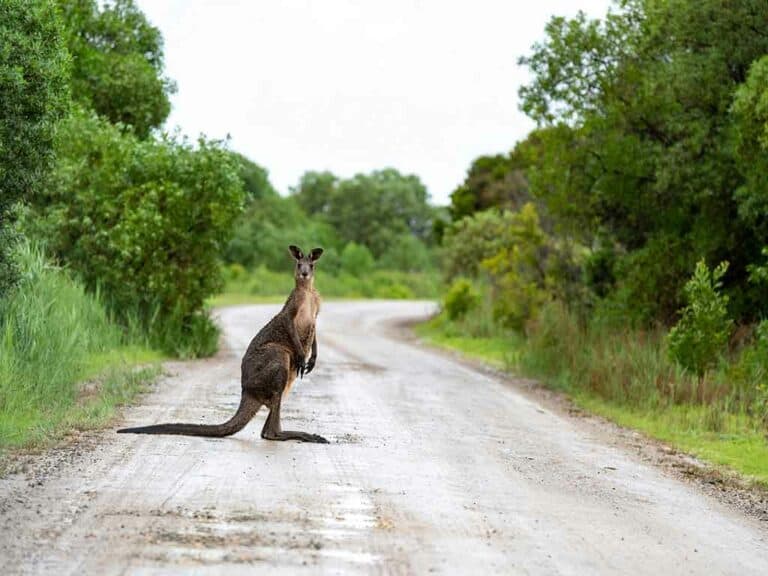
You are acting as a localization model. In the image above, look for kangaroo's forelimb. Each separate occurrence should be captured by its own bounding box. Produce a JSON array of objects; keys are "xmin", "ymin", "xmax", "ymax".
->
[{"xmin": 305, "ymin": 335, "xmax": 318, "ymax": 375}]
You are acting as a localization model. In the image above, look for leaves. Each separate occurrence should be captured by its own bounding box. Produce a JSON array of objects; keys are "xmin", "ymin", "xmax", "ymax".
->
[
  {"xmin": 667, "ymin": 260, "xmax": 733, "ymax": 378},
  {"xmin": 0, "ymin": 0, "xmax": 70, "ymax": 297},
  {"xmin": 29, "ymin": 110, "xmax": 244, "ymax": 351}
]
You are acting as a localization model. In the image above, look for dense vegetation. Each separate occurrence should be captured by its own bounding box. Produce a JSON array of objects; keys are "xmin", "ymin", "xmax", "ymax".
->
[
  {"xmin": 423, "ymin": 0, "xmax": 768, "ymax": 482},
  {"xmin": 0, "ymin": 0, "xmax": 70, "ymax": 297},
  {"xmin": 221, "ymin": 167, "xmax": 440, "ymax": 300}
]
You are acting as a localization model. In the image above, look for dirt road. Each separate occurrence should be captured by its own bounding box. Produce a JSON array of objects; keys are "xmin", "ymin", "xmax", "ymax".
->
[{"xmin": 1, "ymin": 301, "xmax": 767, "ymax": 575}]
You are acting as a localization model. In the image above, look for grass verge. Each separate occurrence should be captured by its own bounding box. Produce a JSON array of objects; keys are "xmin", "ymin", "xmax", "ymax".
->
[
  {"xmin": 415, "ymin": 312, "xmax": 768, "ymax": 486},
  {"xmin": 0, "ymin": 243, "xmax": 163, "ymax": 451}
]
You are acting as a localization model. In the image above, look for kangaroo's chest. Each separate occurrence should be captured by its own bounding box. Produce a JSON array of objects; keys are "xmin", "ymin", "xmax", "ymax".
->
[{"xmin": 294, "ymin": 296, "xmax": 318, "ymax": 346}]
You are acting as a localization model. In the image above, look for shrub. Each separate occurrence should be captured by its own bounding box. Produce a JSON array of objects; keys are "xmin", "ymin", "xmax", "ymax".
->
[
  {"xmin": 378, "ymin": 234, "xmax": 432, "ymax": 272},
  {"xmin": 340, "ymin": 242, "xmax": 375, "ymax": 276},
  {"xmin": 375, "ymin": 283, "xmax": 414, "ymax": 300},
  {"xmin": 667, "ymin": 260, "xmax": 733, "ymax": 378},
  {"xmin": 0, "ymin": 0, "xmax": 70, "ymax": 297},
  {"xmin": 444, "ymin": 279, "xmax": 481, "ymax": 320},
  {"xmin": 480, "ymin": 203, "xmax": 549, "ymax": 330},
  {"xmin": 224, "ymin": 263, "xmax": 247, "ymax": 282},
  {"xmin": 29, "ymin": 110, "xmax": 243, "ymax": 356}
]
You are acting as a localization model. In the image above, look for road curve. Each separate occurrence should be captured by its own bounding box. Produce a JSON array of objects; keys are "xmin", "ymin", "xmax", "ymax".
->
[{"xmin": 1, "ymin": 301, "xmax": 767, "ymax": 575}]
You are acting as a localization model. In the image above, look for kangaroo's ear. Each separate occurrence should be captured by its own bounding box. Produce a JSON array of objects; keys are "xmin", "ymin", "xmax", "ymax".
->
[
  {"xmin": 309, "ymin": 247, "xmax": 324, "ymax": 261},
  {"xmin": 288, "ymin": 245, "xmax": 303, "ymax": 260}
]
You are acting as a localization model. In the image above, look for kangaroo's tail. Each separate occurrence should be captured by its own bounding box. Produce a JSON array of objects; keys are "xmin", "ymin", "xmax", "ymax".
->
[{"xmin": 117, "ymin": 393, "xmax": 261, "ymax": 437}]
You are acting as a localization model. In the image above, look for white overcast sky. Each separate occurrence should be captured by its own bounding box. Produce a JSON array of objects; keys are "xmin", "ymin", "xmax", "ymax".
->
[{"xmin": 137, "ymin": 0, "xmax": 613, "ymax": 205}]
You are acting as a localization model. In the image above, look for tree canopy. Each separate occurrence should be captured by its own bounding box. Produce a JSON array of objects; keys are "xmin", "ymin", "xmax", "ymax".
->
[
  {"xmin": 57, "ymin": 0, "xmax": 174, "ymax": 138},
  {"xmin": 0, "ymin": 0, "xmax": 70, "ymax": 296},
  {"xmin": 516, "ymin": 0, "xmax": 768, "ymax": 323}
]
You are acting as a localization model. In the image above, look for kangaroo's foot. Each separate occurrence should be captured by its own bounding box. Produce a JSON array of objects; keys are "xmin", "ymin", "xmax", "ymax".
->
[
  {"xmin": 262, "ymin": 429, "xmax": 329, "ymax": 443},
  {"xmin": 261, "ymin": 395, "xmax": 329, "ymax": 444}
]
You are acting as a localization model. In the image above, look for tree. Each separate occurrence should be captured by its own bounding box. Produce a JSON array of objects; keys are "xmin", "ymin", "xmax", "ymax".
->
[
  {"xmin": 30, "ymin": 110, "xmax": 243, "ymax": 355},
  {"xmin": 231, "ymin": 152, "xmax": 277, "ymax": 202},
  {"xmin": 340, "ymin": 243, "xmax": 374, "ymax": 276},
  {"xmin": 667, "ymin": 261, "xmax": 733, "ymax": 379},
  {"xmin": 57, "ymin": 0, "xmax": 174, "ymax": 138},
  {"xmin": 328, "ymin": 169, "xmax": 432, "ymax": 257},
  {"xmin": 0, "ymin": 0, "xmax": 70, "ymax": 297},
  {"xmin": 378, "ymin": 234, "xmax": 432, "ymax": 272},
  {"xmin": 518, "ymin": 0, "xmax": 768, "ymax": 323},
  {"xmin": 225, "ymin": 194, "xmax": 340, "ymax": 270},
  {"xmin": 291, "ymin": 171, "xmax": 338, "ymax": 216},
  {"xmin": 449, "ymin": 144, "xmax": 531, "ymax": 221}
]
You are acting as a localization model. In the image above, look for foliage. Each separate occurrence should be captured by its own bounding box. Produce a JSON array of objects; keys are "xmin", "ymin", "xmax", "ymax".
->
[
  {"xmin": 233, "ymin": 152, "xmax": 277, "ymax": 202},
  {"xmin": 443, "ymin": 279, "xmax": 480, "ymax": 321},
  {"xmin": 0, "ymin": 0, "xmax": 70, "ymax": 297},
  {"xmin": 731, "ymin": 55, "xmax": 768, "ymax": 243},
  {"xmin": 29, "ymin": 110, "xmax": 243, "ymax": 356},
  {"xmin": 378, "ymin": 234, "xmax": 432, "ymax": 272},
  {"xmin": 340, "ymin": 242, "xmax": 375, "ymax": 276},
  {"xmin": 0, "ymin": 242, "xmax": 160, "ymax": 448},
  {"xmin": 57, "ymin": 0, "xmax": 174, "ymax": 138},
  {"xmin": 449, "ymin": 143, "xmax": 531, "ymax": 221},
  {"xmin": 327, "ymin": 169, "xmax": 433, "ymax": 257},
  {"xmin": 667, "ymin": 261, "xmax": 733, "ymax": 378},
  {"xmin": 442, "ymin": 210, "xmax": 512, "ymax": 280},
  {"xmin": 480, "ymin": 203, "xmax": 550, "ymax": 329},
  {"xmin": 291, "ymin": 171, "xmax": 337, "ymax": 216},
  {"xmin": 224, "ymin": 193, "xmax": 340, "ymax": 271},
  {"xmin": 229, "ymin": 168, "xmax": 435, "ymax": 276},
  {"xmin": 518, "ymin": 0, "xmax": 768, "ymax": 323},
  {"xmin": 443, "ymin": 204, "xmax": 572, "ymax": 330}
]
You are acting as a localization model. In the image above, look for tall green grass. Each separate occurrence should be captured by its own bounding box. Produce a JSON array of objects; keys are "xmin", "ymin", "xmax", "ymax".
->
[{"xmin": 0, "ymin": 243, "xmax": 160, "ymax": 449}]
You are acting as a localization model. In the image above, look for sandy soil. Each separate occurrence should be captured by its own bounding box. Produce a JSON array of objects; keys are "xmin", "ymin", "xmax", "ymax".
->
[{"xmin": 1, "ymin": 301, "xmax": 767, "ymax": 575}]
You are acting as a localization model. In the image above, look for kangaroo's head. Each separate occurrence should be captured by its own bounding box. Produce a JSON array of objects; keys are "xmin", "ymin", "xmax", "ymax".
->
[{"xmin": 289, "ymin": 245, "xmax": 323, "ymax": 285}]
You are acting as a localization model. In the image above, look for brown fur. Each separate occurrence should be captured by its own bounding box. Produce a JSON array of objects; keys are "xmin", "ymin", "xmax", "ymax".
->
[{"xmin": 117, "ymin": 245, "xmax": 328, "ymax": 443}]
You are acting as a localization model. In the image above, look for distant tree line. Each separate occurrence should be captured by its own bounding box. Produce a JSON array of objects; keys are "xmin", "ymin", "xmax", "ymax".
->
[{"xmin": 225, "ymin": 166, "xmax": 440, "ymax": 276}]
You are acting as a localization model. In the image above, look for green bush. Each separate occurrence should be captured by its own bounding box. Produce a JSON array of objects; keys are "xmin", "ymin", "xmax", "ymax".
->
[
  {"xmin": 224, "ymin": 263, "xmax": 247, "ymax": 282},
  {"xmin": 727, "ymin": 321, "xmax": 768, "ymax": 428},
  {"xmin": 0, "ymin": 0, "xmax": 70, "ymax": 297},
  {"xmin": 667, "ymin": 260, "xmax": 733, "ymax": 378},
  {"xmin": 375, "ymin": 283, "xmax": 414, "ymax": 300},
  {"xmin": 225, "ymin": 194, "xmax": 341, "ymax": 271},
  {"xmin": 479, "ymin": 204, "xmax": 549, "ymax": 330},
  {"xmin": 444, "ymin": 279, "xmax": 480, "ymax": 320},
  {"xmin": 378, "ymin": 234, "xmax": 432, "ymax": 272},
  {"xmin": 29, "ymin": 110, "xmax": 243, "ymax": 356},
  {"xmin": 340, "ymin": 242, "xmax": 375, "ymax": 276}
]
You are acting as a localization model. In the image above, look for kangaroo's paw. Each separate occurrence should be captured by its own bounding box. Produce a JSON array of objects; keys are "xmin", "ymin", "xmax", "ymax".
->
[{"xmin": 262, "ymin": 430, "xmax": 329, "ymax": 443}]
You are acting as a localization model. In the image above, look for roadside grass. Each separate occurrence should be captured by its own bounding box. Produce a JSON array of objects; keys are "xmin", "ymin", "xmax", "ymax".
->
[
  {"xmin": 211, "ymin": 265, "xmax": 442, "ymax": 306},
  {"xmin": 0, "ymin": 244, "xmax": 163, "ymax": 451},
  {"xmin": 415, "ymin": 309, "xmax": 768, "ymax": 486}
]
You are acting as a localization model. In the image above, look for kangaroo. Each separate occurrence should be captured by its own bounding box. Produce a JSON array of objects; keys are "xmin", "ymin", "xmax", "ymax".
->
[{"xmin": 117, "ymin": 245, "xmax": 328, "ymax": 443}]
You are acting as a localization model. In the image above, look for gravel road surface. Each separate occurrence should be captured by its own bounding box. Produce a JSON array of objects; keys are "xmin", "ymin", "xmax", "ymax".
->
[{"xmin": 1, "ymin": 301, "xmax": 767, "ymax": 575}]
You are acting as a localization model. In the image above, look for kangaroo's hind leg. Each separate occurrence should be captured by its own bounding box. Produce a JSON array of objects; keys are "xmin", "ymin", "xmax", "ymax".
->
[{"xmin": 261, "ymin": 381, "xmax": 329, "ymax": 444}]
